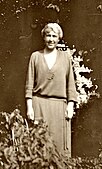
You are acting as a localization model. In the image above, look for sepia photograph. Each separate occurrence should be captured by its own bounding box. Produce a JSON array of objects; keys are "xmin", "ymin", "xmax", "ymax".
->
[{"xmin": 0, "ymin": 0, "xmax": 101, "ymax": 168}]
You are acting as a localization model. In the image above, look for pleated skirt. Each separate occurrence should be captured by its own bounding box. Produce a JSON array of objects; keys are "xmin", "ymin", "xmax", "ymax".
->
[{"xmin": 32, "ymin": 96, "xmax": 69, "ymax": 155}]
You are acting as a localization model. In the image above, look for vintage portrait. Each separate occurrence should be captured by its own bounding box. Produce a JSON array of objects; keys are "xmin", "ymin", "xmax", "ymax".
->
[{"xmin": 0, "ymin": 0, "xmax": 101, "ymax": 168}]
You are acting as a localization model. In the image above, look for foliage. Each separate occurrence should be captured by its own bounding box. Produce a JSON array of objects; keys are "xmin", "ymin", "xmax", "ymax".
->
[
  {"xmin": 70, "ymin": 157, "xmax": 102, "ymax": 169},
  {"xmin": 0, "ymin": 0, "xmax": 70, "ymax": 17},
  {"xmin": 1, "ymin": 109, "xmax": 102, "ymax": 169},
  {"xmin": 71, "ymin": 48, "xmax": 100, "ymax": 109},
  {"xmin": 0, "ymin": 109, "xmax": 71, "ymax": 169},
  {"xmin": 57, "ymin": 44, "xmax": 100, "ymax": 109}
]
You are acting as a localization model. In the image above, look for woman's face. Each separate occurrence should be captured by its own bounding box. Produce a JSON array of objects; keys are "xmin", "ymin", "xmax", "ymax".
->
[{"xmin": 44, "ymin": 30, "xmax": 59, "ymax": 50}]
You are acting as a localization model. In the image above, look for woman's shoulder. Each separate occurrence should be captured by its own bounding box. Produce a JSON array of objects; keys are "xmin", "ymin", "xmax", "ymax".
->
[
  {"xmin": 31, "ymin": 50, "xmax": 43, "ymax": 57},
  {"xmin": 57, "ymin": 49, "xmax": 71, "ymax": 60},
  {"xmin": 30, "ymin": 50, "xmax": 43, "ymax": 61}
]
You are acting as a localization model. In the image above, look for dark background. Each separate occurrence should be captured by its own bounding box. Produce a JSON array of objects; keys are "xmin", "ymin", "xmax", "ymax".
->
[{"xmin": 0, "ymin": 0, "xmax": 102, "ymax": 157}]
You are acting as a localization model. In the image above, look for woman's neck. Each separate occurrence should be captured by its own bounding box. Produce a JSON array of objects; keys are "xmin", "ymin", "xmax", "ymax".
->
[
  {"xmin": 44, "ymin": 47, "xmax": 57, "ymax": 55},
  {"xmin": 43, "ymin": 47, "xmax": 57, "ymax": 69}
]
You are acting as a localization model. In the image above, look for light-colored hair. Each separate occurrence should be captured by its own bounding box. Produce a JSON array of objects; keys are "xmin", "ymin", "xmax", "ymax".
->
[{"xmin": 41, "ymin": 23, "xmax": 63, "ymax": 39}]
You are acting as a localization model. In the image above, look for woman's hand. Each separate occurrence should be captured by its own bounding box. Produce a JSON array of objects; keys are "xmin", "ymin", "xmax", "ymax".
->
[
  {"xmin": 27, "ymin": 107, "xmax": 34, "ymax": 120},
  {"xmin": 65, "ymin": 101, "xmax": 74, "ymax": 119},
  {"xmin": 26, "ymin": 99, "xmax": 34, "ymax": 120}
]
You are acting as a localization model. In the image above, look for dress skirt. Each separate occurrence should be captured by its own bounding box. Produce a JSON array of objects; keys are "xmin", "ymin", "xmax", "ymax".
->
[{"xmin": 32, "ymin": 96, "xmax": 70, "ymax": 155}]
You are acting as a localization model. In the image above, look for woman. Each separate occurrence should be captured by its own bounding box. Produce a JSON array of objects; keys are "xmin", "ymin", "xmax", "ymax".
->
[{"xmin": 25, "ymin": 23, "xmax": 77, "ymax": 154}]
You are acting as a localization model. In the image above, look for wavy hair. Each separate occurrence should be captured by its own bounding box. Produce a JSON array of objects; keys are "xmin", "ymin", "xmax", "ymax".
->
[{"xmin": 41, "ymin": 23, "xmax": 63, "ymax": 39}]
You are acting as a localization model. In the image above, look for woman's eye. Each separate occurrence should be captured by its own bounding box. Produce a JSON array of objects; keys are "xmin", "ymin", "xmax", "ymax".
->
[
  {"xmin": 46, "ymin": 34, "xmax": 57, "ymax": 38},
  {"xmin": 46, "ymin": 34, "xmax": 51, "ymax": 37},
  {"xmin": 53, "ymin": 35, "xmax": 57, "ymax": 38}
]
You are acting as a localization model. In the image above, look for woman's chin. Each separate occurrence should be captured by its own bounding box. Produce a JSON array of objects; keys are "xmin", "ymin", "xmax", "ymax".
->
[{"xmin": 47, "ymin": 45, "xmax": 56, "ymax": 50}]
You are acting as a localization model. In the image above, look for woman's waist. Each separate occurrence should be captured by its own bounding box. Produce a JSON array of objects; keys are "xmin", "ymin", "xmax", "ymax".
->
[{"xmin": 32, "ymin": 93, "xmax": 67, "ymax": 102}]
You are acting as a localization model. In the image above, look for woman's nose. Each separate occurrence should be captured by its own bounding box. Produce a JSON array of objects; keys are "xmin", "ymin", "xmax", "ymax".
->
[{"xmin": 49, "ymin": 35, "xmax": 54, "ymax": 41}]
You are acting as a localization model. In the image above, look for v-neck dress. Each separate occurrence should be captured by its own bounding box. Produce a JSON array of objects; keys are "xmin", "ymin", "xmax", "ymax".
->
[{"xmin": 25, "ymin": 49, "xmax": 77, "ymax": 154}]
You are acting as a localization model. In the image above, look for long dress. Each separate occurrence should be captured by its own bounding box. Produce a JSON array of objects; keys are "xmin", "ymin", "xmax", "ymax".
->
[{"xmin": 25, "ymin": 49, "xmax": 77, "ymax": 154}]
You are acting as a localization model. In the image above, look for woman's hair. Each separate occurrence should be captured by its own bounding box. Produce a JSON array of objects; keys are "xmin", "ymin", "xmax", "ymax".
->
[{"xmin": 41, "ymin": 23, "xmax": 63, "ymax": 39}]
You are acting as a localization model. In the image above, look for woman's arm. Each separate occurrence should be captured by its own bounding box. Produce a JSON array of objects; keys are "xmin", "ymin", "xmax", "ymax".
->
[
  {"xmin": 67, "ymin": 58, "xmax": 77, "ymax": 103},
  {"xmin": 25, "ymin": 53, "xmax": 35, "ymax": 98},
  {"xmin": 25, "ymin": 53, "xmax": 35, "ymax": 120},
  {"xmin": 66, "ymin": 55, "xmax": 77, "ymax": 119}
]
